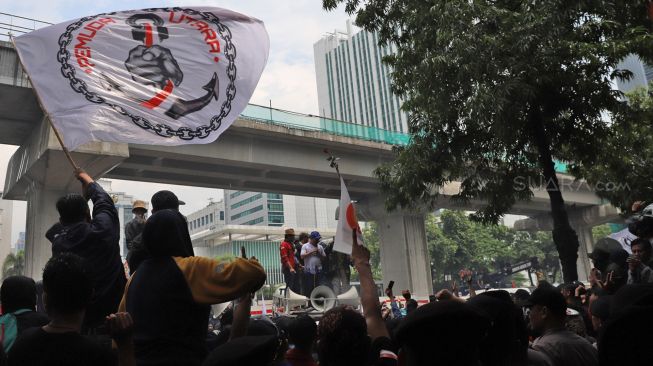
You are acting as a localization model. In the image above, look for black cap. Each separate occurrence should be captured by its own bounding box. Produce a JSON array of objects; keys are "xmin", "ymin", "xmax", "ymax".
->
[
  {"xmin": 395, "ymin": 300, "xmax": 489, "ymax": 365},
  {"xmin": 151, "ymin": 190, "xmax": 185, "ymax": 212},
  {"xmin": 588, "ymin": 238, "xmax": 621, "ymax": 260},
  {"xmin": 524, "ymin": 287, "xmax": 567, "ymax": 318}
]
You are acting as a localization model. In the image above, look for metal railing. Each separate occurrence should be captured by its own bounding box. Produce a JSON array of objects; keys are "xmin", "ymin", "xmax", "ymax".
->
[
  {"xmin": 0, "ymin": 12, "xmax": 52, "ymax": 41},
  {"xmin": 241, "ymin": 104, "xmax": 411, "ymax": 146}
]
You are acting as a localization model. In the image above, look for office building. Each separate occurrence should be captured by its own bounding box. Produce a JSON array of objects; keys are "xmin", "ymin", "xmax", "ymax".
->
[
  {"xmin": 225, "ymin": 191, "xmax": 285, "ymax": 227},
  {"xmin": 0, "ymin": 195, "xmax": 13, "ymax": 264},
  {"xmin": 187, "ymin": 200, "xmax": 226, "ymax": 235},
  {"xmin": 225, "ymin": 190, "xmax": 338, "ymax": 229},
  {"xmin": 314, "ymin": 20, "xmax": 409, "ymax": 133},
  {"xmin": 615, "ymin": 54, "xmax": 653, "ymax": 93},
  {"xmin": 14, "ymin": 231, "xmax": 25, "ymax": 253}
]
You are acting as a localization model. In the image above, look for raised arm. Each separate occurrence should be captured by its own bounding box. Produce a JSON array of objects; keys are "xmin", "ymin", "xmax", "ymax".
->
[
  {"xmin": 174, "ymin": 256, "xmax": 266, "ymax": 304},
  {"xmin": 228, "ymin": 294, "xmax": 253, "ymax": 341},
  {"xmin": 352, "ymin": 231, "xmax": 389, "ymax": 341},
  {"xmin": 75, "ymin": 169, "xmax": 120, "ymax": 236}
]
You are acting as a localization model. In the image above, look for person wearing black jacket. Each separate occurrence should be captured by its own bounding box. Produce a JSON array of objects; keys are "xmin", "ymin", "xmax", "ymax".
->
[
  {"xmin": 45, "ymin": 169, "xmax": 127, "ymax": 333},
  {"xmin": 126, "ymin": 190, "xmax": 193, "ymax": 274}
]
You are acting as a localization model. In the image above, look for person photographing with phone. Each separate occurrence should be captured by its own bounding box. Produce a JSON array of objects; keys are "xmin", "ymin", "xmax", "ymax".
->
[{"xmin": 627, "ymin": 238, "xmax": 653, "ymax": 284}]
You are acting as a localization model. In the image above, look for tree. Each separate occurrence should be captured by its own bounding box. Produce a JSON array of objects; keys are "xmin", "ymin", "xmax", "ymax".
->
[
  {"xmin": 2, "ymin": 251, "xmax": 25, "ymax": 279},
  {"xmin": 592, "ymin": 224, "xmax": 613, "ymax": 241},
  {"xmin": 363, "ymin": 211, "xmax": 560, "ymax": 290},
  {"xmin": 570, "ymin": 84, "xmax": 653, "ymax": 213},
  {"xmin": 428, "ymin": 210, "xmax": 560, "ymax": 288},
  {"xmin": 361, "ymin": 222, "xmax": 383, "ymax": 280},
  {"xmin": 322, "ymin": 0, "xmax": 653, "ymax": 282}
]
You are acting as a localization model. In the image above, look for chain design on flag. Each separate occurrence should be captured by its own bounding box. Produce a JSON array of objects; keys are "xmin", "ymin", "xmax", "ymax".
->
[{"xmin": 56, "ymin": 7, "xmax": 237, "ymax": 140}]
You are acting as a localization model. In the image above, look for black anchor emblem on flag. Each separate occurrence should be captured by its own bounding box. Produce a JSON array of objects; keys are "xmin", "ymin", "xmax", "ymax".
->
[{"xmin": 103, "ymin": 13, "xmax": 219, "ymax": 119}]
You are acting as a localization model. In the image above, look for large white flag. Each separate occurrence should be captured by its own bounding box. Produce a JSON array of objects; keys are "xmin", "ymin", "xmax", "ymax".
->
[
  {"xmin": 14, "ymin": 7, "xmax": 269, "ymax": 150},
  {"xmin": 334, "ymin": 177, "xmax": 364, "ymax": 254}
]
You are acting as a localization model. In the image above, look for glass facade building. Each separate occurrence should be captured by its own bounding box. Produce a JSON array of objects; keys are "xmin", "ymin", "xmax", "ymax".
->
[
  {"xmin": 224, "ymin": 190, "xmax": 338, "ymax": 229},
  {"xmin": 313, "ymin": 20, "xmax": 409, "ymax": 133}
]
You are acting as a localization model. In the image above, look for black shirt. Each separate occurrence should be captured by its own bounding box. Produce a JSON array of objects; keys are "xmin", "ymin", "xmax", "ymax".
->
[
  {"xmin": 14, "ymin": 310, "xmax": 49, "ymax": 335},
  {"xmin": 8, "ymin": 327, "xmax": 115, "ymax": 366},
  {"xmin": 45, "ymin": 183, "xmax": 127, "ymax": 328}
]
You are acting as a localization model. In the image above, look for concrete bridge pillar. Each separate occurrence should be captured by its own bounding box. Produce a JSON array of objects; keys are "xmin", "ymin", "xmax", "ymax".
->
[
  {"xmin": 23, "ymin": 182, "xmax": 66, "ymax": 278},
  {"xmin": 375, "ymin": 213, "xmax": 433, "ymax": 296},
  {"xmin": 2, "ymin": 117, "xmax": 129, "ymax": 279}
]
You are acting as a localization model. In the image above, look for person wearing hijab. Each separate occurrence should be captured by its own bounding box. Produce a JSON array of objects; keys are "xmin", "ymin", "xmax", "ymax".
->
[{"xmin": 119, "ymin": 209, "xmax": 267, "ymax": 366}]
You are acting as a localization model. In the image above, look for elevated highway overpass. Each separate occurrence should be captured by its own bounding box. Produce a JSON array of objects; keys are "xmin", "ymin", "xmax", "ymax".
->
[{"xmin": 0, "ymin": 40, "xmax": 617, "ymax": 292}]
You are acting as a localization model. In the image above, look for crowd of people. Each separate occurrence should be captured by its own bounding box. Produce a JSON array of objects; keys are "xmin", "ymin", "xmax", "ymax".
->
[
  {"xmin": 279, "ymin": 228, "xmax": 351, "ymax": 298},
  {"xmin": 0, "ymin": 168, "xmax": 651, "ymax": 365}
]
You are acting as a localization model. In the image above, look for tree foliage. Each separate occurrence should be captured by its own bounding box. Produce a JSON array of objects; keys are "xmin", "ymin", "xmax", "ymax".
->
[
  {"xmin": 2, "ymin": 251, "xmax": 25, "ymax": 279},
  {"xmin": 428, "ymin": 211, "xmax": 560, "ymax": 287},
  {"xmin": 570, "ymin": 84, "xmax": 653, "ymax": 213},
  {"xmin": 592, "ymin": 224, "xmax": 613, "ymax": 241},
  {"xmin": 322, "ymin": 0, "xmax": 653, "ymax": 282},
  {"xmin": 361, "ymin": 222, "xmax": 383, "ymax": 280},
  {"xmin": 363, "ymin": 211, "xmax": 560, "ymax": 289}
]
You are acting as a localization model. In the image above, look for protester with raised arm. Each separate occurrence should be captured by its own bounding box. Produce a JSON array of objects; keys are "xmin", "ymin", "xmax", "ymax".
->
[
  {"xmin": 45, "ymin": 169, "xmax": 126, "ymax": 333},
  {"xmin": 119, "ymin": 210, "xmax": 266, "ymax": 366},
  {"xmin": 317, "ymin": 231, "xmax": 399, "ymax": 366}
]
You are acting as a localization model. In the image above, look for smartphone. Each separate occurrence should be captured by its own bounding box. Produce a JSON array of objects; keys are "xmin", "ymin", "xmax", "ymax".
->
[
  {"xmin": 388, "ymin": 280, "xmax": 395, "ymax": 290},
  {"xmin": 429, "ymin": 295, "xmax": 436, "ymax": 303}
]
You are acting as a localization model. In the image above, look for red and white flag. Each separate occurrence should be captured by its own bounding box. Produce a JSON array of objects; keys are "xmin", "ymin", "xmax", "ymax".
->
[
  {"xmin": 334, "ymin": 177, "xmax": 364, "ymax": 254},
  {"xmin": 13, "ymin": 7, "xmax": 269, "ymax": 150}
]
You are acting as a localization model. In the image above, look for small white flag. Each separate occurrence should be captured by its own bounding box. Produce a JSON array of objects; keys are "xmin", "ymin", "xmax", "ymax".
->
[
  {"xmin": 13, "ymin": 7, "xmax": 269, "ymax": 150},
  {"xmin": 334, "ymin": 177, "xmax": 364, "ymax": 254}
]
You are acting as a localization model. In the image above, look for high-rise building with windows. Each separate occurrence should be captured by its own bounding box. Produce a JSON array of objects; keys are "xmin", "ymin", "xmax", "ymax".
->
[
  {"xmin": 616, "ymin": 54, "xmax": 653, "ymax": 93},
  {"xmin": 224, "ymin": 190, "xmax": 338, "ymax": 229},
  {"xmin": 187, "ymin": 200, "xmax": 226, "ymax": 234},
  {"xmin": 14, "ymin": 232, "xmax": 25, "ymax": 253},
  {"xmin": 314, "ymin": 20, "xmax": 409, "ymax": 133},
  {"xmin": 225, "ymin": 191, "xmax": 285, "ymax": 226}
]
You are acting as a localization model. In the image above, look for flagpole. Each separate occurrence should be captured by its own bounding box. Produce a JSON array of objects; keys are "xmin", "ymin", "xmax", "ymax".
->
[
  {"xmin": 9, "ymin": 35, "xmax": 80, "ymax": 171},
  {"xmin": 323, "ymin": 149, "xmax": 341, "ymax": 178}
]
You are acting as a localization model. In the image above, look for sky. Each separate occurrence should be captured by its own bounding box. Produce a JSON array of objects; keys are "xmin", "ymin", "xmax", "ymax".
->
[{"xmin": 0, "ymin": 0, "xmax": 354, "ymax": 245}]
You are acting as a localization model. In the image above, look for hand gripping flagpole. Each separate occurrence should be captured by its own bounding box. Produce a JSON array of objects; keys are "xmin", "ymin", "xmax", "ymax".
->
[
  {"xmin": 323, "ymin": 149, "xmax": 341, "ymax": 178},
  {"xmin": 10, "ymin": 35, "xmax": 80, "ymax": 171}
]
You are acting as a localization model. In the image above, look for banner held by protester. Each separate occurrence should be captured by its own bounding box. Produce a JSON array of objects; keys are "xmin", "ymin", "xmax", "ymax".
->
[
  {"xmin": 334, "ymin": 176, "xmax": 364, "ymax": 255},
  {"xmin": 13, "ymin": 7, "xmax": 269, "ymax": 150}
]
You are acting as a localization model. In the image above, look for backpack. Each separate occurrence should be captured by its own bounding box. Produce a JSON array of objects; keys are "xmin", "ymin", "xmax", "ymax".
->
[{"xmin": 0, "ymin": 309, "xmax": 31, "ymax": 352}]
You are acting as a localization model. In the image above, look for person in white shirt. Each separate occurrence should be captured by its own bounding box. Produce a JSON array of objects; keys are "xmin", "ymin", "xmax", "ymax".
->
[{"xmin": 301, "ymin": 231, "xmax": 326, "ymax": 297}]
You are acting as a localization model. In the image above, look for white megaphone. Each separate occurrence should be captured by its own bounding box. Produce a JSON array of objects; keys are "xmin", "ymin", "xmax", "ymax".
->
[
  {"xmin": 336, "ymin": 286, "xmax": 360, "ymax": 308},
  {"xmin": 310, "ymin": 285, "xmax": 337, "ymax": 312},
  {"xmin": 286, "ymin": 288, "xmax": 309, "ymax": 309}
]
